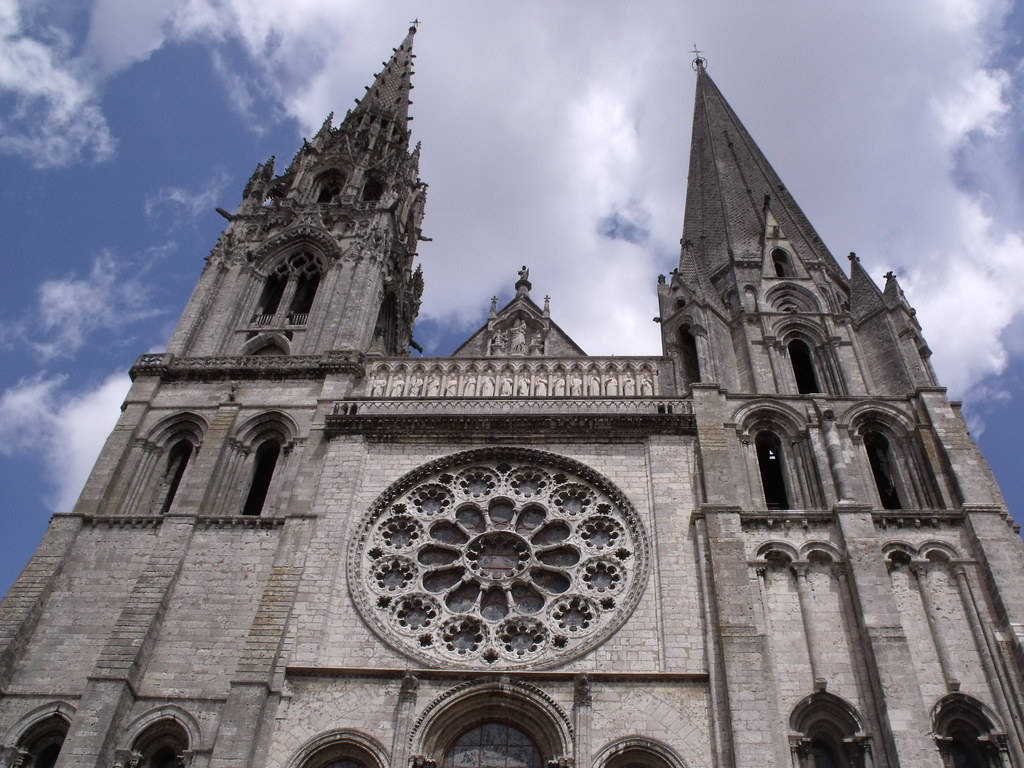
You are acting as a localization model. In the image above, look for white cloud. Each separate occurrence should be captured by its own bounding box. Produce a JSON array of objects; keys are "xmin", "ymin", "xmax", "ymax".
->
[
  {"xmin": 0, "ymin": 371, "xmax": 130, "ymax": 511},
  {"xmin": 18, "ymin": 248, "xmax": 170, "ymax": 360},
  {"xmin": 0, "ymin": 0, "xmax": 115, "ymax": 167},
  {"xmin": 145, "ymin": 169, "xmax": 232, "ymax": 226}
]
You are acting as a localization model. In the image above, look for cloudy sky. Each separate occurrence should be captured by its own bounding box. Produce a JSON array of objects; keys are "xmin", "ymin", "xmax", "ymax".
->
[{"xmin": 1, "ymin": 0, "xmax": 1022, "ymax": 594}]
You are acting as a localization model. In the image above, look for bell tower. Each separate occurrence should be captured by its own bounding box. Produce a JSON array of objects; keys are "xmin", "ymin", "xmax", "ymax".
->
[{"xmin": 167, "ymin": 24, "xmax": 426, "ymax": 360}]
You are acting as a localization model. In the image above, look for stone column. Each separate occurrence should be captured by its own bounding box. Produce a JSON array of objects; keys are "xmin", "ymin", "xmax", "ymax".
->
[
  {"xmin": 908, "ymin": 561, "xmax": 957, "ymax": 690},
  {"xmin": 391, "ymin": 673, "xmax": 419, "ymax": 768},
  {"xmin": 819, "ymin": 411, "xmax": 852, "ymax": 502},
  {"xmin": 573, "ymin": 675, "xmax": 592, "ymax": 768},
  {"xmin": 790, "ymin": 562, "xmax": 823, "ymax": 688}
]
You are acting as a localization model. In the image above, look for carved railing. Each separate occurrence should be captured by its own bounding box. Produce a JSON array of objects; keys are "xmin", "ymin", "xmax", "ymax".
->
[{"xmin": 129, "ymin": 352, "xmax": 365, "ymax": 380}]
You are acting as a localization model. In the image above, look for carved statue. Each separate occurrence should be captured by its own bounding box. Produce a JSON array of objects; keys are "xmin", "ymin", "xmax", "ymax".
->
[
  {"xmin": 623, "ymin": 376, "xmax": 635, "ymax": 396},
  {"xmin": 490, "ymin": 329, "xmax": 508, "ymax": 355},
  {"xmin": 554, "ymin": 377, "xmax": 566, "ymax": 396},
  {"xmin": 535, "ymin": 377, "xmax": 548, "ymax": 397},
  {"xmin": 444, "ymin": 378, "xmax": 458, "ymax": 397},
  {"xmin": 518, "ymin": 377, "xmax": 531, "ymax": 396},
  {"xmin": 371, "ymin": 376, "xmax": 387, "ymax": 397},
  {"xmin": 463, "ymin": 375, "xmax": 477, "ymax": 396},
  {"xmin": 639, "ymin": 373, "xmax": 654, "ymax": 396},
  {"xmin": 426, "ymin": 375, "xmax": 440, "ymax": 397},
  {"xmin": 518, "ymin": 265, "xmax": 529, "ymax": 282},
  {"xmin": 481, "ymin": 375, "xmax": 496, "ymax": 397},
  {"xmin": 390, "ymin": 378, "xmax": 405, "ymax": 397},
  {"xmin": 510, "ymin": 319, "xmax": 528, "ymax": 354},
  {"xmin": 606, "ymin": 377, "xmax": 618, "ymax": 396},
  {"xmin": 589, "ymin": 375, "xmax": 601, "ymax": 396},
  {"xmin": 408, "ymin": 375, "xmax": 424, "ymax": 397},
  {"xmin": 570, "ymin": 374, "xmax": 583, "ymax": 397},
  {"xmin": 500, "ymin": 374, "xmax": 514, "ymax": 397},
  {"xmin": 529, "ymin": 332, "xmax": 544, "ymax": 355}
]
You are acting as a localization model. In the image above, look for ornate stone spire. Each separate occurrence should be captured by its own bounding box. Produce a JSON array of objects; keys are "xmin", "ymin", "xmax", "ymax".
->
[
  {"xmin": 349, "ymin": 24, "xmax": 417, "ymax": 128},
  {"xmin": 681, "ymin": 64, "xmax": 847, "ymax": 286}
]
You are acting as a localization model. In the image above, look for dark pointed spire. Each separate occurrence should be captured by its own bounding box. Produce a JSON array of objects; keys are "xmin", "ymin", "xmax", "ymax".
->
[
  {"xmin": 352, "ymin": 25, "xmax": 417, "ymax": 125},
  {"xmin": 681, "ymin": 64, "xmax": 847, "ymax": 285}
]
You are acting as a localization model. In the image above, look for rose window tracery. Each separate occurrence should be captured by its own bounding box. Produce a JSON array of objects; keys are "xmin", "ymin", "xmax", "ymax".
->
[{"xmin": 350, "ymin": 449, "xmax": 648, "ymax": 668}]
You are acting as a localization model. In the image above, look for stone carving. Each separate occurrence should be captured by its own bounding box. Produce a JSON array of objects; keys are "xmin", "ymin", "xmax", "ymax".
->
[
  {"xmin": 364, "ymin": 360, "xmax": 660, "ymax": 400},
  {"xmin": 348, "ymin": 448, "xmax": 649, "ymax": 669},
  {"xmin": 510, "ymin": 320, "xmax": 528, "ymax": 354}
]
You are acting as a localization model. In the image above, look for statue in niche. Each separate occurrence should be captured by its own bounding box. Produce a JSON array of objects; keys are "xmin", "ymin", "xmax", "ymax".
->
[
  {"xmin": 489, "ymin": 329, "xmax": 507, "ymax": 355},
  {"xmin": 518, "ymin": 265, "xmax": 529, "ymax": 281},
  {"xmin": 371, "ymin": 376, "xmax": 387, "ymax": 397},
  {"xmin": 606, "ymin": 377, "xmax": 618, "ymax": 396},
  {"xmin": 535, "ymin": 377, "xmax": 548, "ymax": 397},
  {"xmin": 408, "ymin": 374, "xmax": 424, "ymax": 397},
  {"xmin": 589, "ymin": 374, "xmax": 601, "ymax": 396},
  {"xmin": 390, "ymin": 378, "xmax": 405, "ymax": 397},
  {"xmin": 510, "ymin": 319, "xmax": 528, "ymax": 354},
  {"xmin": 570, "ymin": 374, "xmax": 583, "ymax": 397},
  {"xmin": 444, "ymin": 378, "xmax": 458, "ymax": 397},
  {"xmin": 529, "ymin": 332, "xmax": 544, "ymax": 355},
  {"xmin": 500, "ymin": 373, "xmax": 514, "ymax": 397},
  {"xmin": 623, "ymin": 376, "xmax": 635, "ymax": 396},
  {"xmin": 426, "ymin": 375, "xmax": 441, "ymax": 397},
  {"xmin": 553, "ymin": 377, "xmax": 566, "ymax": 396},
  {"xmin": 639, "ymin": 373, "xmax": 654, "ymax": 396},
  {"xmin": 481, "ymin": 375, "xmax": 496, "ymax": 397},
  {"xmin": 518, "ymin": 377, "xmax": 531, "ymax": 396},
  {"xmin": 463, "ymin": 375, "xmax": 477, "ymax": 396}
]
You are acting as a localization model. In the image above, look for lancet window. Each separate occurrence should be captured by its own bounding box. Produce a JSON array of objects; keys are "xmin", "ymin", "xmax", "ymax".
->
[
  {"xmin": 864, "ymin": 430, "xmax": 901, "ymax": 509},
  {"xmin": 772, "ymin": 248, "xmax": 793, "ymax": 277},
  {"xmin": 315, "ymin": 170, "xmax": 345, "ymax": 203},
  {"xmin": 788, "ymin": 339, "xmax": 820, "ymax": 394},
  {"xmin": 679, "ymin": 326, "xmax": 701, "ymax": 385},
  {"xmin": 932, "ymin": 695, "xmax": 1006, "ymax": 768},
  {"xmin": 157, "ymin": 439, "xmax": 193, "ymax": 516},
  {"xmin": 243, "ymin": 439, "xmax": 281, "ymax": 517},
  {"xmin": 755, "ymin": 431, "xmax": 789, "ymax": 509},
  {"xmin": 15, "ymin": 714, "xmax": 68, "ymax": 768}
]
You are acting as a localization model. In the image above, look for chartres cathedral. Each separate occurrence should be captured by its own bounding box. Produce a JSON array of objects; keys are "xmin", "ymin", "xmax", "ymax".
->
[{"xmin": 4, "ymin": 25, "xmax": 1024, "ymax": 768}]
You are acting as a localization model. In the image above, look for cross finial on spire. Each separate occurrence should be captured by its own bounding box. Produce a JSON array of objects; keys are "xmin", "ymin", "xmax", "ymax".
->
[
  {"xmin": 691, "ymin": 44, "xmax": 707, "ymax": 71},
  {"xmin": 409, "ymin": 18, "xmax": 421, "ymax": 31}
]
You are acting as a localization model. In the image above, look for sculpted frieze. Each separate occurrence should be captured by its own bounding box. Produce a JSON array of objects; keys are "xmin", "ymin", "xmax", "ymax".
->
[{"xmin": 367, "ymin": 359, "xmax": 660, "ymax": 399}]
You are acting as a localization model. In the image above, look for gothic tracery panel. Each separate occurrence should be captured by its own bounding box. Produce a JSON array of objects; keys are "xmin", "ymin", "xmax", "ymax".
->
[{"xmin": 348, "ymin": 449, "xmax": 649, "ymax": 669}]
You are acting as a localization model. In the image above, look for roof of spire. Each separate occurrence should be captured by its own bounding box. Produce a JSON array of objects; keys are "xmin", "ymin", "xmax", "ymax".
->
[
  {"xmin": 353, "ymin": 25, "xmax": 417, "ymax": 124},
  {"xmin": 847, "ymin": 252, "xmax": 886, "ymax": 321},
  {"xmin": 681, "ymin": 64, "xmax": 848, "ymax": 286}
]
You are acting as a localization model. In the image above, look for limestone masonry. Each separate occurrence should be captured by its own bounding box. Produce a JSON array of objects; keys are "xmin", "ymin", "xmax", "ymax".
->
[{"xmin": 2, "ymin": 27, "xmax": 1022, "ymax": 768}]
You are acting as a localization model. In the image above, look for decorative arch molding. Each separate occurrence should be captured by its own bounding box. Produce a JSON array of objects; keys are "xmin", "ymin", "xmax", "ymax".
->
[
  {"xmin": 242, "ymin": 331, "xmax": 292, "ymax": 356},
  {"xmin": 789, "ymin": 691, "xmax": 872, "ymax": 767},
  {"xmin": 408, "ymin": 678, "xmax": 574, "ymax": 762},
  {"xmin": 234, "ymin": 409, "xmax": 300, "ymax": 447},
  {"xmin": 121, "ymin": 704, "xmax": 202, "ymax": 753},
  {"xmin": 930, "ymin": 693, "xmax": 1010, "ymax": 767},
  {"xmin": 772, "ymin": 317, "xmax": 828, "ymax": 347},
  {"xmin": 284, "ymin": 729, "xmax": 390, "ymax": 768},
  {"xmin": 754, "ymin": 540, "xmax": 800, "ymax": 564},
  {"xmin": 843, "ymin": 401, "xmax": 917, "ymax": 435},
  {"xmin": 790, "ymin": 690, "xmax": 865, "ymax": 734},
  {"xmin": 592, "ymin": 736, "xmax": 690, "ymax": 768},
  {"xmin": 146, "ymin": 411, "xmax": 208, "ymax": 449},
  {"xmin": 2, "ymin": 701, "xmax": 75, "ymax": 747},
  {"xmin": 931, "ymin": 693, "xmax": 1005, "ymax": 737},
  {"xmin": 765, "ymin": 283, "xmax": 822, "ymax": 314},
  {"xmin": 733, "ymin": 400, "xmax": 807, "ymax": 438},
  {"xmin": 249, "ymin": 226, "xmax": 340, "ymax": 270},
  {"xmin": 799, "ymin": 541, "xmax": 842, "ymax": 563}
]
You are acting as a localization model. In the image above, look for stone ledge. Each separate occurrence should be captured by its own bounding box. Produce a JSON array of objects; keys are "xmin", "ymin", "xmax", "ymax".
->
[{"xmin": 129, "ymin": 351, "xmax": 366, "ymax": 381}]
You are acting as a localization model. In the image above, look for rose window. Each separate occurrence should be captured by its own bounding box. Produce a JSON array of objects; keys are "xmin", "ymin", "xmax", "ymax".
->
[{"xmin": 349, "ymin": 449, "xmax": 648, "ymax": 668}]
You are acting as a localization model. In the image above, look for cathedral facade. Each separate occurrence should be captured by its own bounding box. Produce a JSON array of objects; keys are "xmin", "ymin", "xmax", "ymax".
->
[{"xmin": 2, "ymin": 26, "xmax": 1023, "ymax": 768}]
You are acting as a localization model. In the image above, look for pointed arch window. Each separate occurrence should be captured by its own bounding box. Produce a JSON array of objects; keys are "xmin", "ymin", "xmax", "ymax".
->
[
  {"xmin": 772, "ymin": 248, "xmax": 793, "ymax": 277},
  {"xmin": 443, "ymin": 722, "xmax": 542, "ymax": 768},
  {"xmin": 788, "ymin": 339, "xmax": 820, "ymax": 394},
  {"xmin": 157, "ymin": 439, "xmax": 193, "ymax": 516},
  {"xmin": 243, "ymin": 439, "xmax": 281, "ymax": 516},
  {"xmin": 932, "ymin": 695, "xmax": 1005, "ymax": 768},
  {"xmin": 755, "ymin": 431, "xmax": 789, "ymax": 509},
  {"xmin": 864, "ymin": 431, "xmax": 902, "ymax": 509},
  {"xmin": 679, "ymin": 326, "xmax": 701, "ymax": 384},
  {"xmin": 16, "ymin": 714, "xmax": 69, "ymax": 768},
  {"xmin": 315, "ymin": 170, "xmax": 345, "ymax": 203},
  {"xmin": 253, "ymin": 272, "xmax": 287, "ymax": 324},
  {"xmin": 132, "ymin": 719, "xmax": 189, "ymax": 768}
]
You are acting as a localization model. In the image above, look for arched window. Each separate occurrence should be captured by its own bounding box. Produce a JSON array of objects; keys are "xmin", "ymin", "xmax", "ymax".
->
[
  {"xmin": 772, "ymin": 248, "xmax": 792, "ymax": 277},
  {"xmin": 132, "ymin": 719, "xmax": 188, "ymax": 768},
  {"xmin": 373, "ymin": 293, "xmax": 399, "ymax": 354},
  {"xmin": 243, "ymin": 439, "xmax": 281, "ymax": 516},
  {"xmin": 316, "ymin": 170, "xmax": 345, "ymax": 203},
  {"xmin": 755, "ymin": 431, "xmax": 789, "ymax": 509},
  {"xmin": 679, "ymin": 326, "xmax": 701, "ymax": 384},
  {"xmin": 253, "ymin": 272, "xmax": 286, "ymax": 324},
  {"xmin": 788, "ymin": 339, "xmax": 820, "ymax": 394},
  {"xmin": 16, "ymin": 714, "xmax": 68, "ymax": 768},
  {"xmin": 157, "ymin": 439, "xmax": 193, "ymax": 515},
  {"xmin": 790, "ymin": 692, "xmax": 869, "ymax": 768},
  {"xmin": 288, "ymin": 270, "xmax": 321, "ymax": 324},
  {"xmin": 864, "ymin": 431, "xmax": 901, "ymax": 509},
  {"xmin": 932, "ymin": 694, "xmax": 1003, "ymax": 768},
  {"xmin": 362, "ymin": 177, "xmax": 384, "ymax": 202},
  {"xmin": 442, "ymin": 722, "xmax": 542, "ymax": 768}
]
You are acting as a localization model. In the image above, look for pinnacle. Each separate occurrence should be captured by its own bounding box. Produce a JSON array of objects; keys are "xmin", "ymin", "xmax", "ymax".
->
[{"xmin": 352, "ymin": 25, "xmax": 417, "ymax": 125}]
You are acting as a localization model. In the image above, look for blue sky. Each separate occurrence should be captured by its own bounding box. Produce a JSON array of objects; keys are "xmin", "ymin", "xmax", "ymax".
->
[{"xmin": 1, "ymin": 1, "xmax": 1023, "ymax": 595}]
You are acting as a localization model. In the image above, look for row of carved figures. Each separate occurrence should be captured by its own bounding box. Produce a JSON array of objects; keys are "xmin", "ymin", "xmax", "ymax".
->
[{"xmin": 368, "ymin": 369, "xmax": 658, "ymax": 398}]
